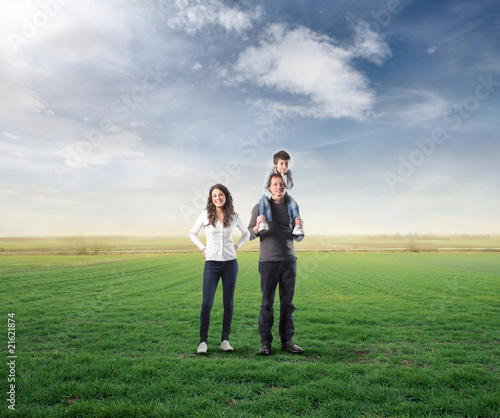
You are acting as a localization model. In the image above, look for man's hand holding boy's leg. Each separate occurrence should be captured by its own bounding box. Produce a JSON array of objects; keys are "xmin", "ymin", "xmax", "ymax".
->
[
  {"xmin": 292, "ymin": 217, "xmax": 305, "ymax": 237},
  {"xmin": 256, "ymin": 214, "xmax": 269, "ymax": 234}
]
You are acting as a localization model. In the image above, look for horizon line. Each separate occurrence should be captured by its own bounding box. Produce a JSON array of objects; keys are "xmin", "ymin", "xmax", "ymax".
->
[{"xmin": 1, "ymin": 233, "xmax": 498, "ymax": 239}]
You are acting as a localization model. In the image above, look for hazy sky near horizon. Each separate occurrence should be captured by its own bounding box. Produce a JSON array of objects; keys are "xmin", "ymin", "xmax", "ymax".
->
[{"xmin": 1, "ymin": 0, "xmax": 499, "ymax": 237}]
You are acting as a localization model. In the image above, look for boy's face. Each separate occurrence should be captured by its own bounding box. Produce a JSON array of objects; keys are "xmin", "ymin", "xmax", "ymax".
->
[{"xmin": 274, "ymin": 158, "xmax": 289, "ymax": 175}]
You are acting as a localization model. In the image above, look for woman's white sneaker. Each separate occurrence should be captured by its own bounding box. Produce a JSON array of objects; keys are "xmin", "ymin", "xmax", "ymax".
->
[
  {"xmin": 220, "ymin": 340, "xmax": 234, "ymax": 351},
  {"xmin": 197, "ymin": 342, "xmax": 207, "ymax": 354}
]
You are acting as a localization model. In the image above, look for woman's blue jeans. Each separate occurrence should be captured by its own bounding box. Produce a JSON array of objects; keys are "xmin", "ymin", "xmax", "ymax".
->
[{"xmin": 200, "ymin": 259, "xmax": 238, "ymax": 343}]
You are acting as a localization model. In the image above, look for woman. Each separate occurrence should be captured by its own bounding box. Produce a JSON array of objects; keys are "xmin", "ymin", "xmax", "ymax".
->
[{"xmin": 189, "ymin": 184, "xmax": 250, "ymax": 354}]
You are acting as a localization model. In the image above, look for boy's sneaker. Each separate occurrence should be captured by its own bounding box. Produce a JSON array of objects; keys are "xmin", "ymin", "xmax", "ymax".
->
[
  {"xmin": 259, "ymin": 341, "xmax": 271, "ymax": 355},
  {"xmin": 292, "ymin": 225, "xmax": 305, "ymax": 236},
  {"xmin": 258, "ymin": 221, "xmax": 269, "ymax": 232},
  {"xmin": 197, "ymin": 342, "xmax": 207, "ymax": 354},
  {"xmin": 220, "ymin": 340, "xmax": 234, "ymax": 352},
  {"xmin": 281, "ymin": 340, "xmax": 303, "ymax": 353}
]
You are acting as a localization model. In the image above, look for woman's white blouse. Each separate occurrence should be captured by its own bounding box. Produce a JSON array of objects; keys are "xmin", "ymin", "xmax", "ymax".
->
[{"xmin": 189, "ymin": 210, "xmax": 250, "ymax": 261}]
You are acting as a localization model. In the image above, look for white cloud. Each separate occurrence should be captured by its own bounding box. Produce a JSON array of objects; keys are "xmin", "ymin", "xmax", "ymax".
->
[
  {"xmin": 0, "ymin": 2, "xmax": 496, "ymax": 238},
  {"xmin": 0, "ymin": 0, "xmax": 146, "ymax": 145},
  {"xmin": 391, "ymin": 89, "xmax": 450, "ymax": 123},
  {"xmin": 9, "ymin": 151, "xmax": 30, "ymax": 158},
  {"xmin": 1, "ymin": 0, "xmax": 140, "ymax": 81},
  {"xmin": 164, "ymin": 0, "xmax": 262, "ymax": 35},
  {"xmin": 3, "ymin": 132, "xmax": 19, "ymax": 140},
  {"xmin": 0, "ymin": 77, "xmax": 46, "ymax": 120},
  {"xmin": 224, "ymin": 23, "xmax": 390, "ymax": 120},
  {"xmin": 349, "ymin": 21, "xmax": 392, "ymax": 65},
  {"xmin": 33, "ymin": 195, "xmax": 76, "ymax": 207},
  {"xmin": 58, "ymin": 126, "xmax": 144, "ymax": 169}
]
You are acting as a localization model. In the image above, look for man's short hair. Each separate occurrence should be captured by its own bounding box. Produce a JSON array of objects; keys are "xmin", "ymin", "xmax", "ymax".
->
[
  {"xmin": 273, "ymin": 150, "xmax": 291, "ymax": 164},
  {"xmin": 267, "ymin": 172, "xmax": 285, "ymax": 189}
]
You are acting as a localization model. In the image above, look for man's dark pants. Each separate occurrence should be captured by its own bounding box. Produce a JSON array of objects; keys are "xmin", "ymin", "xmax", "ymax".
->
[{"xmin": 258, "ymin": 259, "xmax": 297, "ymax": 344}]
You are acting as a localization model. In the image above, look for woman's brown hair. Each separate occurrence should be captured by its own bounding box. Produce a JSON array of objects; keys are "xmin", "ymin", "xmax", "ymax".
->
[{"xmin": 206, "ymin": 184, "xmax": 235, "ymax": 228}]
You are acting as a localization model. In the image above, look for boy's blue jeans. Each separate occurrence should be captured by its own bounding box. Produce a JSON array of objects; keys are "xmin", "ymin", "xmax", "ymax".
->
[
  {"xmin": 200, "ymin": 259, "xmax": 238, "ymax": 343},
  {"xmin": 259, "ymin": 193, "xmax": 300, "ymax": 223}
]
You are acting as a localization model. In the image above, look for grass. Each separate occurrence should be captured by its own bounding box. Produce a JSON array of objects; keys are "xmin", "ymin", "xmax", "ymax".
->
[
  {"xmin": 1, "ymin": 234, "xmax": 499, "ymax": 253},
  {"xmin": 1, "ymin": 252, "xmax": 499, "ymax": 417}
]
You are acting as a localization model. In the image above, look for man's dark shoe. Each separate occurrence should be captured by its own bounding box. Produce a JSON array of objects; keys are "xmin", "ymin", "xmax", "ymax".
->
[
  {"xmin": 281, "ymin": 340, "xmax": 303, "ymax": 353},
  {"xmin": 259, "ymin": 341, "xmax": 271, "ymax": 355}
]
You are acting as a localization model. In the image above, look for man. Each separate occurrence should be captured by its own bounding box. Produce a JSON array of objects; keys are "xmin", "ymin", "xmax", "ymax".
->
[{"xmin": 248, "ymin": 172, "xmax": 305, "ymax": 355}]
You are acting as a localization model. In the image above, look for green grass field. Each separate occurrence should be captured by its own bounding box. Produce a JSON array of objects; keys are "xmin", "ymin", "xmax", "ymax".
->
[
  {"xmin": 1, "ymin": 252, "xmax": 499, "ymax": 417},
  {"xmin": 1, "ymin": 234, "xmax": 499, "ymax": 253}
]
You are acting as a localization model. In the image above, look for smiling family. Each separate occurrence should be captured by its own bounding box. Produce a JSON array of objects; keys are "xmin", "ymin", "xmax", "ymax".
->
[{"xmin": 189, "ymin": 150, "xmax": 305, "ymax": 355}]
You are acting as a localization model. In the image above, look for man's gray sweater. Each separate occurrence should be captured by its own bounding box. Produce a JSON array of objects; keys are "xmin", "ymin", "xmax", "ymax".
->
[{"xmin": 248, "ymin": 200, "xmax": 303, "ymax": 263}]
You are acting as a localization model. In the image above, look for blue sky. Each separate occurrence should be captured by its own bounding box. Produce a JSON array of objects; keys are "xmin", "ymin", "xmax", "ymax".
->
[{"xmin": 1, "ymin": 0, "xmax": 499, "ymax": 237}]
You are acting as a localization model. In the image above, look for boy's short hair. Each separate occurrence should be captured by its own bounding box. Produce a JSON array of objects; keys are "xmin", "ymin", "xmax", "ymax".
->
[{"xmin": 273, "ymin": 150, "xmax": 291, "ymax": 164}]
